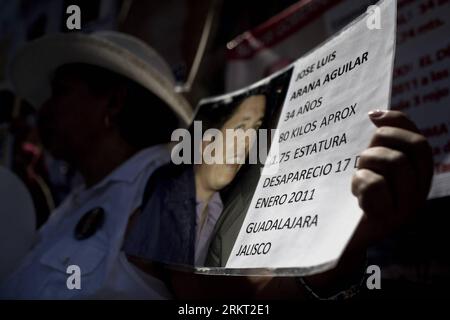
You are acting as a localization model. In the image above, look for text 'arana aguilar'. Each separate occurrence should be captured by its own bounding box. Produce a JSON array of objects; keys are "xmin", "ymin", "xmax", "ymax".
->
[{"xmin": 290, "ymin": 51, "xmax": 369, "ymax": 101}]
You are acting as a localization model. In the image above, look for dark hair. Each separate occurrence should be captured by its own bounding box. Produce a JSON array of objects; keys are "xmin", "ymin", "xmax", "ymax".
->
[
  {"xmin": 53, "ymin": 63, "xmax": 180, "ymax": 149},
  {"xmin": 177, "ymin": 85, "xmax": 270, "ymax": 166},
  {"xmin": 194, "ymin": 84, "xmax": 269, "ymax": 134}
]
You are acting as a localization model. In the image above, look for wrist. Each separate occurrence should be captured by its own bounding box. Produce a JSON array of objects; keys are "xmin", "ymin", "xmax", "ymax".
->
[{"xmin": 299, "ymin": 251, "xmax": 368, "ymax": 300}]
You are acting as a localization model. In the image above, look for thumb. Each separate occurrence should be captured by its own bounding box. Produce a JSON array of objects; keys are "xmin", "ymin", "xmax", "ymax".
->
[{"xmin": 368, "ymin": 109, "xmax": 420, "ymax": 133}]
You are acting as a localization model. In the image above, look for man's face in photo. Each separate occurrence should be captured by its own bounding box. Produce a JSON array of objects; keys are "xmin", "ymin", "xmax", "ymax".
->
[{"xmin": 200, "ymin": 94, "xmax": 266, "ymax": 192}]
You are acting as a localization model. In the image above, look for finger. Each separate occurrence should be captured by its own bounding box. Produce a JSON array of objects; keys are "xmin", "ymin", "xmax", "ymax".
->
[
  {"xmin": 351, "ymin": 169, "xmax": 393, "ymax": 225},
  {"xmin": 368, "ymin": 110, "xmax": 420, "ymax": 133},
  {"xmin": 368, "ymin": 126, "xmax": 433, "ymax": 200},
  {"xmin": 358, "ymin": 146, "xmax": 417, "ymax": 213}
]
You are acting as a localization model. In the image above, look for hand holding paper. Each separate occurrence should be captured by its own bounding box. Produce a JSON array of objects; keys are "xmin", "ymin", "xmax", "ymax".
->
[{"xmin": 348, "ymin": 110, "xmax": 433, "ymax": 254}]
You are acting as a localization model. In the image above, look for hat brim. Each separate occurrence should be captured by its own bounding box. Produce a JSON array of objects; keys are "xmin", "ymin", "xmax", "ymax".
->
[{"xmin": 9, "ymin": 33, "xmax": 193, "ymax": 126}]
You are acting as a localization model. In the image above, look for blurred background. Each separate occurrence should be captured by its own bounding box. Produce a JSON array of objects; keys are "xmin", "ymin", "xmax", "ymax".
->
[{"xmin": 0, "ymin": 0, "xmax": 449, "ymax": 298}]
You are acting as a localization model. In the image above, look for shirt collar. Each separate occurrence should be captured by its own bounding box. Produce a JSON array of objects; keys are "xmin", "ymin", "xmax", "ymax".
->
[
  {"xmin": 106, "ymin": 144, "xmax": 170, "ymax": 184},
  {"xmin": 77, "ymin": 144, "xmax": 171, "ymax": 194}
]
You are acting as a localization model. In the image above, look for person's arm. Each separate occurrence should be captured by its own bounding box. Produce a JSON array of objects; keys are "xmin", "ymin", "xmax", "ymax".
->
[
  {"xmin": 275, "ymin": 110, "xmax": 433, "ymax": 299},
  {"xmin": 280, "ymin": 110, "xmax": 433, "ymax": 299}
]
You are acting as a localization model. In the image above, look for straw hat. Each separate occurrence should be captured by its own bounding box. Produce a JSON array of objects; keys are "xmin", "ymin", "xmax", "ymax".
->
[{"xmin": 9, "ymin": 31, "xmax": 193, "ymax": 125}]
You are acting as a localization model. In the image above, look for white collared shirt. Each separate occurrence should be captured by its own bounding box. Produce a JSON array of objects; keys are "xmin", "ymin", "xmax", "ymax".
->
[{"xmin": 0, "ymin": 145, "xmax": 172, "ymax": 299}]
